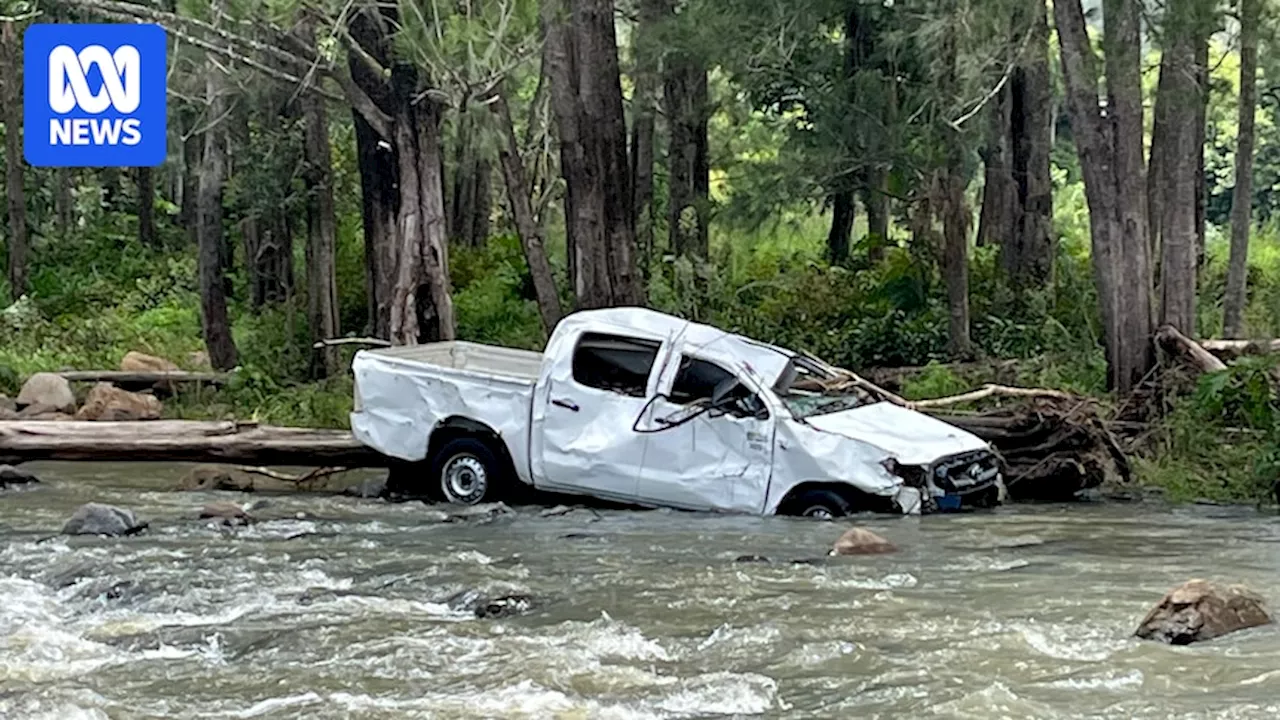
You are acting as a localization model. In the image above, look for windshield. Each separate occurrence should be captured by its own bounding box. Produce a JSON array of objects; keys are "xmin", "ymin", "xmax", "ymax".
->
[{"xmin": 771, "ymin": 355, "xmax": 883, "ymax": 419}]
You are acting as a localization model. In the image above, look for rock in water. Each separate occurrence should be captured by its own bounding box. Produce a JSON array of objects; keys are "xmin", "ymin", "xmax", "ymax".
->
[
  {"xmin": 830, "ymin": 527, "xmax": 897, "ymax": 556},
  {"xmin": 198, "ymin": 502, "xmax": 255, "ymax": 526},
  {"xmin": 0, "ymin": 464, "xmax": 40, "ymax": 487},
  {"xmin": 75, "ymin": 382, "xmax": 163, "ymax": 421},
  {"xmin": 120, "ymin": 351, "xmax": 179, "ymax": 372},
  {"xmin": 1135, "ymin": 579, "xmax": 1273, "ymax": 644},
  {"xmin": 62, "ymin": 503, "xmax": 148, "ymax": 537},
  {"xmin": 16, "ymin": 373, "xmax": 76, "ymax": 414}
]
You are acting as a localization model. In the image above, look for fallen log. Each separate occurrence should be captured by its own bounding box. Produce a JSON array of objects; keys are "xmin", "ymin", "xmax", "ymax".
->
[
  {"xmin": 1156, "ymin": 325, "xmax": 1227, "ymax": 373},
  {"xmin": 56, "ymin": 370, "xmax": 232, "ymax": 390},
  {"xmin": 910, "ymin": 384, "xmax": 1077, "ymax": 409},
  {"xmin": 1199, "ymin": 338, "xmax": 1280, "ymax": 358},
  {"xmin": 0, "ymin": 420, "xmax": 387, "ymax": 466}
]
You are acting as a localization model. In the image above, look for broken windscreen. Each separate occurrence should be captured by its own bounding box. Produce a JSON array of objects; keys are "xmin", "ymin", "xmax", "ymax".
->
[{"xmin": 772, "ymin": 355, "xmax": 881, "ymax": 419}]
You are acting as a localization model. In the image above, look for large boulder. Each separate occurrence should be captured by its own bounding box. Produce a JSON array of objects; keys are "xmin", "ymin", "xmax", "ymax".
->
[
  {"xmin": 0, "ymin": 394, "xmax": 15, "ymax": 412},
  {"xmin": 0, "ymin": 464, "xmax": 40, "ymax": 487},
  {"xmin": 16, "ymin": 373, "xmax": 76, "ymax": 414},
  {"xmin": 120, "ymin": 351, "xmax": 179, "ymax": 373},
  {"xmin": 16, "ymin": 404, "xmax": 74, "ymax": 421},
  {"xmin": 830, "ymin": 527, "xmax": 897, "ymax": 556},
  {"xmin": 62, "ymin": 503, "xmax": 148, "ymax": 536},
  {"xmin": 75, "ymin": 383, "xmax": 163, "ymax": 421},
  {"xmin": 1135, "ymin": 579, "xmax": 1273, "ymax": 644}
]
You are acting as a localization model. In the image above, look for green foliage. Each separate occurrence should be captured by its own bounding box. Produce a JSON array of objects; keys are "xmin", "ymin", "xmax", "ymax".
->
[{"xmin": 1139, "ymin": 359, "xmax": 1280, "ymax": 503}]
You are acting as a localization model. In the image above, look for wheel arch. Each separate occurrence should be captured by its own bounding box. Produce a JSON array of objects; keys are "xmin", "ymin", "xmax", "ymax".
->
[
  {"xmin": 428, "ymin": 416, "xmax": 518, "ymax": 477},
  {"xmin": 772, "ymin": 480, "xmax": 898, "ymax": 516}
]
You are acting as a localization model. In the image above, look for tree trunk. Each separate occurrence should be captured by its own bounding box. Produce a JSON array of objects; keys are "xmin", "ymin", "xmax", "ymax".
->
[
  {"xmin": 1224, "ymin": 0, "xmax": 1259, "ymax": 338},
  {"xmin": 136, "ymin": 167, "xmax": 157, "ymax": 248},
  {"xmin": 196, "ymin": 26, "xmax": 239, "ymax": 371},
  {"xmin": 665, "ymin": 53, "xmax": 709, "ymax": 259},
  {"xmin": 978, "ymin": 81, "xmax": 1014, "ymax": 250},
  {"xmin": 55, "ymin": 168, "xmax": 73, "ymax": 235},
  {"xmin": 630, "ymin": 0, "xmax": 666, "ymax": 273},
  {"xmin": 943, "ymin": 168, "xmax": 972, "ymax": 357},
  {"xmin": 101, "ymin": 167, "xmax": 121, "ymax": 211},
  {"xmin": 1, "ymin": 22, "xmax": 27, "ymax": 298},
  {"xmin": 1007, "ymin": 0, "xmax": 1054, "ymax": 284},
  {"xmin": 862, "ymin": 173, "xmax": 889, "ymax": 262},
  {"xmin": 301, "ymin": 21, "xmax": 340, "ymax": 378},
  {"xmin": 1194, "ymin": 36, "xmax": 1208, "ymax": 268},
  {"xmin": 1055, "ymin": 0, "xmax": 1155, "ymax": 393},
  {"xmin": 181, "ymin": 121, "xmax": 201, "ymax": 235},
  {"xmin": 826, "ymin": 191, "xmax": 855, "ymax": 265},
  {"xmin": 544, "ymin": 0, "xmax": 644, "ymax": 309},
  {"xmin": 448, "ymin": 109, "xmax": 491, "ymax": 249},
  {"xmin": 1156, "ymin": 0, "xmax": 1202, "ymax": 334},
  {"xmin": 492, "ymin": 91, "xmax": 564, "ymax": 333}
]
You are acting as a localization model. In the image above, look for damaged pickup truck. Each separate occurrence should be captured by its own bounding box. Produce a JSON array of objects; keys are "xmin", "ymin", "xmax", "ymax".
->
[{"xmin": 350, "ymin": 307, "xmax": 1004, "ymax": 518}]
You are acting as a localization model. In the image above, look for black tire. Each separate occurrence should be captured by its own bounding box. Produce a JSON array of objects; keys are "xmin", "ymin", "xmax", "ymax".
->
[
  {"xmin": 427, "ymin": 437, "xmax": 506, "ymax": 505},
  {"xmin": 783, "ymin": 489, "xmax": 852, "ymax": 520}
]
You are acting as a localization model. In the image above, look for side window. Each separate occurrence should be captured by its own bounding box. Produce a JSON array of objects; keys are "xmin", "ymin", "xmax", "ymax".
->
[
  {"xmin": 669, "ymin": 355, "xmax": 767, "ymax": 419},
  {"xmin": 572, "ymin": 332, "xmax": 660, "ymax": 397}
]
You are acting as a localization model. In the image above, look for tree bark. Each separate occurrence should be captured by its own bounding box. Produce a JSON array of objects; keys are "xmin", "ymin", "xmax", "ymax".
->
[
  {"xmin": 940, "ymin": 12, "xmax": 970, "ymax": 358},
  {"xmin": 196, "ymin": 16, "xmax": 240, "ymax": 371},
  {"xmin": 630, "ymin": 0, "xmax": 666, "ymax": 273},
  {"xmin": 826, "ymin": 191, "xmax": 855, "ymax": 265},
  {"xmin": 665, "ymin": 51, "xmax": 709, "ymax": 259},
  {"xmin": 301, "ymin": 20, "xmax": 340, "ymax": 378},
  {"xmin": 1155, "ymin": 0, "xmax": 1202, "ymax": 334},
  {"xmin": 978, "ymin": 81, "xmax": 1014, "ymax": 250},
  {"xmin": 492, "ymin": 91, "xmax": 564, "ymax": 333},
  {"xmin": 1006, "ymin": 0, "xmax": 1054, "ymax": 284},
  {"xmin": 1224, "ymin": 0, "xmax": 1259, "ymax": 338},
  {"xmin": 136, "ymin": 167, "xmax": 157, "ymax": 248},
  {"xmin": 180, "ymin": 120, "xmax": 201, "ymax": 236},
  {"xmin": 1, "ymin": 22, "xmax": 28, "ymax": 298},
  {"xmin": 1055, "ymin": 0, "xmax": 1155, "ymax": 393},
  {"xmin": 347, "ymin": 6, "xmax": 454, "ymax": 344},
  {"xmin": 862, "ymin": 173, "xmax": 889, "ymax": 262},
  {"xmin": 448, "ymin": 108, "xmax": 491, "ymax": 248},
  {"xmin": 55, "ymin": 168, "xmax": 73, "ymax": 235},
  {"xmin": 544, "ymin": 0, "xmax": 644, "ymax": 308}
]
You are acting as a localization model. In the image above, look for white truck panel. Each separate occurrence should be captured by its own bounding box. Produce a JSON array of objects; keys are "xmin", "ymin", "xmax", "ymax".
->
[{"xmin": 350, "ymin": 344, "xmax": 539, "ymax": 483}]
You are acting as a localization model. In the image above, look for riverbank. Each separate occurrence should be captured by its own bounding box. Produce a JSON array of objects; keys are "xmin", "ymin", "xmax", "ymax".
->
[{"xmin": 3, "ymin": 461, "xmax": 1280, "ymax": 718}]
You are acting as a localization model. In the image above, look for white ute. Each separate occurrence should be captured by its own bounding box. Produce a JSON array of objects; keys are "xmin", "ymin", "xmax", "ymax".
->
[{"xmin": 350, "ymin": 307, "xmax": 1004, "ymax": 518}]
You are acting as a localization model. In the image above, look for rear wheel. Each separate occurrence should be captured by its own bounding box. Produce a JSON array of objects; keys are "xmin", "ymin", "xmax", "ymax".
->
[
  {"xmin": 783, "ymin": 489, "xmax": 852, "ymax": 520},
  {"xmin": 428, "ymin": 437, "xmax": 506, "ymax": 505}
]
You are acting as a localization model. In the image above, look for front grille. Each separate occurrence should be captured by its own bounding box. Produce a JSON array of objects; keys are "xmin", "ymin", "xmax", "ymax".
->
[{"xmin": 931, "ymin": 449, "xmax": 1001, "ymax": 493}]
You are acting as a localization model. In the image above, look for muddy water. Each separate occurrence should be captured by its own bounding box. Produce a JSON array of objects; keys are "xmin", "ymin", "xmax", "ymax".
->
[{"xmin": 2, "ymin": 463, "xmax": 1280, "ymax": 718}]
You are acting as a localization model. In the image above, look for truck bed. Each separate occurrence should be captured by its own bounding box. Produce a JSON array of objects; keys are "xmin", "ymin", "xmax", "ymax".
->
[{"xmin": 365, "ymin": 341, "xmax": 544, "ymax": 383}]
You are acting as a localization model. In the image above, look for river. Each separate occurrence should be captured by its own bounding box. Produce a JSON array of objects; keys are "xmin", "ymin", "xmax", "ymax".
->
[{"xmin": 2, "ymin": 462, "xmax": 1279, "ymax": 719}]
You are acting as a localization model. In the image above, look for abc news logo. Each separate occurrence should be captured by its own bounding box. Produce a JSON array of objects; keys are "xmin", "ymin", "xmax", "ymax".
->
[
  {"xmin": 24, "ymin": 24, "xmax": 167, "ymax": 168},
  {"xmin": 48, "ymin": 44, "xmax": 144, "ymax": 146}
]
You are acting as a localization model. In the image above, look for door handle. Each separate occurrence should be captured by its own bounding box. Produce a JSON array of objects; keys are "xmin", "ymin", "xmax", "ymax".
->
[{"xmin": 551, "ymin": 398, "xmax": 579, "ymax": 412}]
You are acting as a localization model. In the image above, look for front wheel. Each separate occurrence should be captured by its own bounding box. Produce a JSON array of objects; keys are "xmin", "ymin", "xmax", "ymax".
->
[
  {"xmin": 428, "ymin": 437, "xmax": 506, "ymax": 505},
  {"xmin": 783, "ymin": 489, "xmax": 852, "ymax": 520}
]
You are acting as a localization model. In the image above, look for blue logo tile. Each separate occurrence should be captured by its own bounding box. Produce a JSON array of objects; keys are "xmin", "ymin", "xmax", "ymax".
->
[{"xmin": 23, "ymin": 23, "xmax": 167, "ymax": 167}]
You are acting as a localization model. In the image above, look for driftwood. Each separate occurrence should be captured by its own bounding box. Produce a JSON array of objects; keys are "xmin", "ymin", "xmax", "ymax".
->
[
  {"xmin": 311, "ymin": 337, "xmax": 392, "ymax": 349},
  {"xmin": 910, "ymin": 384, "xmax": 1077, "ymax": 409},
  {"xmin": 1156, "ymin": 325, "xmax": 1228, "ymax": 373},
  {"xmin": 933, "ymin": 402, "xmax": 1129, "ymax": 501},
  {"xmin": 236, "ymin": 465, "xmax": 350, "ymax": 485},
  {"xmin": 0, "ymin": 420, "xmax": 386, "ymax": 466},
  {"xmin": 1199, "ymin": 338, "xmax": 1280, "ymax": 358}
]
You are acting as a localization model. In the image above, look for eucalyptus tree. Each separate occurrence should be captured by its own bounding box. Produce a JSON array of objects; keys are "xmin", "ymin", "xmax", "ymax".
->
[
  {"xmin": 1224, "ymin": 0, "xmax": 1262, "ymax": 338},
  {"xmin": 0, "ymin": 0, "xmax": 34, "ymax": 299}
]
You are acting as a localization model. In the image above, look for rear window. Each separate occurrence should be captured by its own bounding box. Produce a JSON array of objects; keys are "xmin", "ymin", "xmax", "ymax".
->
[{"xmin": 572, "ymin": 332, "xmax": 660, "ymax": 397}]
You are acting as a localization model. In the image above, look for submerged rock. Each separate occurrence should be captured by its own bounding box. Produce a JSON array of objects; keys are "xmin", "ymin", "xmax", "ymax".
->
[
  {"xmin": 734, "ymin": 554, "xmax": 771, "ymax": 563},
  {"xmin": 0, "ymin": 464, "xmax": 40, "ymax": 487},
  {"xmin": 444, "ymin": 502, "xmax": 515, "ymax": 523},
  {"xmin": 198, "ymin": 502, "xmax": 255, "ymax": 526},
  {"xmin": 75, "ymin": 382, "xmax": 163, "ymax": 421},
  {"xmin": 447, "ymin": 589, "xmax": 538, "ymax": 619},
  {"xmin": 16, "ymin": 373, "xmax": 76, "ymax": 414},
  {"xmin": 62, "ymin": 503, "xmax": 148, "ymax": 537},
  {"xmin": 342, "ymin": 475, "xmax": 388, "ymax": 499},
  {"xmin": 179, "ymin": 465, "xmax": 257, "ymax": 492},
  {"xmin": 1135, "ymin": 579, "xmax": 1273, "ymax": 645},
  {"xmin": 830, "ymin": 527, "xmax": 897, "ymax": 556}
]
